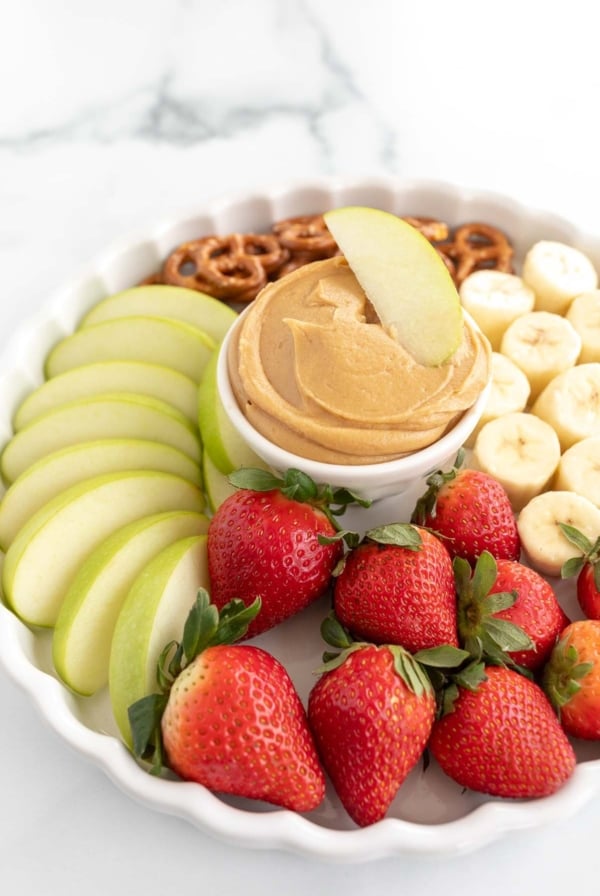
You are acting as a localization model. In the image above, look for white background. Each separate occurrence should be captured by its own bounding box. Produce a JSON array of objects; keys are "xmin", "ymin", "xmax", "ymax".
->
[{"xmin": 2, "ymin": 1, "xmax": 600, "ymax": 891}]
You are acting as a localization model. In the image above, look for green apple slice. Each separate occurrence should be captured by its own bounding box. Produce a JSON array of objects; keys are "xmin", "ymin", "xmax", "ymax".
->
[
  {"xmin": 53, "ymin": 510, "xmax": 210, "ymax": 696},
  {"xmin": 2, "ymin": 470, "xmax": 205, "ymax": 628},
  {"xmin": 323, "ymin": 206, "xmax": 463, "ymax": 366},
  {"xmin": 0, "ymin": 439, "xmax": 201, "ymax": 551},
  {"xmin": 197, "ymin": 348, "xmax": 269, "ymax": 474},
  {"xmin": 202, "ymin": 450, "xmax": 237, "ymax": 512},
  {"xmin": 80, "ymin": 284, "xmax": 237, "ymax": 343},
  {"xmin": 44, "ymin": 315, "xmax": 215, "ymax": 383},
  {"xmin": 13, "ymin": 361, "xmax": 199, "ymax": 430},
  {"xmin": 109, "ymin": 534, "xmax": 210, "ymax": 745},
  {"xmin": 1, "ymin": 392, "xmax": 201, "ymax": 483}
]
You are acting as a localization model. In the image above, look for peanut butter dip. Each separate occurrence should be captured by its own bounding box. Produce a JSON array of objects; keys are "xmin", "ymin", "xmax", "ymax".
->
[{"xmin": 228, "ymin": 256, "xmax": 491, "ymax": 465}]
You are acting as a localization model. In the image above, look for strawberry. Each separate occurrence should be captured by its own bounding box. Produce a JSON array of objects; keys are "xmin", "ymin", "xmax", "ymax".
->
[
  {"xmin": 559, "ymin": 524, "xmax": 600, "ymax": 620},
  {"xmin": 207, "ymin": 468, "xmax": 366, "ymax": 638},
  {"xmin": 332, "ymin": 523, "xmax": 458, "ymax": 652},
  {"xmin": 307, "ymin": 616, "xmax": 437, "ymax": 826},
  {"xmin": 411, "ymin": 452, "xmax": 521, "ymax": 565},
  {"xmin": 455, "ymin": 551, "xmax": 569, "ymax": 671},
  {"xmin": 542, "ymin": 619, "xmax": 600, "ymax": 739},
  {"xmin": 128, "ymin": 590, "xmax": 326, "ymax": 812},
  {"xmin": 429, "ymin": 664, "xmax": 576, "ymax": 798}
]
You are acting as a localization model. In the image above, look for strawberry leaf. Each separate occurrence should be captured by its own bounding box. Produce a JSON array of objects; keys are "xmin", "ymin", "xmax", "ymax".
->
[
  {"xmin": 484, "ymin": 617, "xmax": 534, "ymax": 653},
  {"xmin": 455, "ymin": 552, "xmax": 533, "ymax": 668},
  {"xmin": 182, "ymin": 590, "xmax": 220, "ymax": 662},
  {"xmin": 318, "ymin": 529, "xmax": 361, "ymax": 549},
  {"xmin": 559, "ymin": 522, "xmax": 594, "ymax": 556},
  {"xmin": 471, "ymin": 550, "xmax": 498, "ymax": 600},
  {"xmin": 320, "ymin": 611, "xmax": 354, "ymax": 650},
  {"xmin": 366, "ymin": 523, "xmax": 422, "ymax": 550},
  {"xmin": 453, "ymin": 659, "xmax": 487, "ymax": 691},
  {"xmin": 227, "ymin": 467, "xmax": 371, "ymax": 532},
  {"xmin": 228, "ymin": 467, "xmax": 284, "ymax": 491},
  {"xmin": 561, "ymin": 556, "xmax": 585, "ymax": 579},
  {"xmin": 542, "ymin": 637, "xmax": 594, "ymax": 711},
  {"xmin": 210, "ymin": 596, "xmax": 262, "ymax": 646},
  {"xmin": 410, "ymin": 449, "xmax": 465, "ymax": 524},
  {"xmin": 413, "ymin": 645, "xmax": 471, "ymax": 669},
  {"xmin": 388, "ymin": 645, "xmax": 432, "ymax": 697},
  {"xmin": 128, "ymin": 692, "xmax": 168, "ymax": 770},
  {"xmin": 482, "ymin": 590, "xmax": 518, "ymax": 614},
  {"xmin": 328, "ymin": 486, "xmax": 372, "ymax": 512},
  {"xmin": 453, "ymin": 555, "xmax": 473, "ymax": 596}
]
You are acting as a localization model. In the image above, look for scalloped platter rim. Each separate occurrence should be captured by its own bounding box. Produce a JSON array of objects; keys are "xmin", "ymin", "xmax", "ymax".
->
[{"xmin": 1, "ymin": 175, "xmax": 599, "ymax": 863}]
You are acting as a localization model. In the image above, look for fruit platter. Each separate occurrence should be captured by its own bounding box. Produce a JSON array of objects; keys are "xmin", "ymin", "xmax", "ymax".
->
[{"xmin": 1, "ymin": 177, "xmax": 600, "ymax": 863}]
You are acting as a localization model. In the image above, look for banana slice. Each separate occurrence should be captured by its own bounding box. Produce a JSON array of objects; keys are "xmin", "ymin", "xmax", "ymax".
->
[
  {"xmin": 554, "ymin": 436, "xmax": 600, "ymax": 508},
  {"xmin": 531, "ymin": 362, "xmax": 600, "ymax": 451},
  {"xmin": 464, "ymin": 352, "xmax": 531, "ymax": 448},
  {"xmin": 522, "ymin": 240, "xmax": 598, "ymax": 315},
  {"xmin": 500, "ymin": 310, "xmax": 581, "ymax": 401},
  {"xmin": 565, "ymin": 290, "xmax": 600, "ymax": 363},
  {"xmin": 472, "ymin": 411, "xmax": 560, "ymax": 511},
  {"xmin": 459, "ymin": 270, "xmax": 535, "ymax": 350},
  {"xmin": 517, "ymin": 490, "xmax": 600, "ymax": 577}
]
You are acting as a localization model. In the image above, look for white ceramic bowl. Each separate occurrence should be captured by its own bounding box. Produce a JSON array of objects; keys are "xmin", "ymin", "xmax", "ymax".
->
[
  {"xmin": 217, "ymin": 307, "xmax": 491, "ymax": 513},
  {"xmin": 1, "ymin": 176, "xmax": 599, "ymax": 863}
]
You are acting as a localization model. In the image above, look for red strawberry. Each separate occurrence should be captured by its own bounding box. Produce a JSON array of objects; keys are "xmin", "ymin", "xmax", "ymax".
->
[
  {"xmin": 412, "ymin": 454, "xmax": 520, "ymax": 565},
  {"xmin": 333, "ymin": 523, "xmax": 458, "ymax": 652},
  {"xmin": 455, "ymin": 551, "xmax": 569, "ymax": 671},
  {"xmin": 208, "ymin": 468, "xmax": 364, "ymax": 638},
  {"xmin": 542, "ymin": 619, "xmax": 600, "ymax": 739},
  {"xmin": 559, "ymin": 524, "xmax": 600, "ymax": 620},
  {"xmin": 307, "ymin": 619, "xmax": 436, "ymax": 826},
  {"xmin": 128, "ymin": 590, "xmax": 325, "ymax": 813},
  {"xmin": 429, "ymin": 664, "xmax": 576, "ymax": 798}
]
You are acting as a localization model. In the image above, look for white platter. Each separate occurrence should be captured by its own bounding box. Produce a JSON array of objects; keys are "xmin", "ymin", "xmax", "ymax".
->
[{"xmin": 1, "ymin": 176, "xmax": 599, "ymax": 863}]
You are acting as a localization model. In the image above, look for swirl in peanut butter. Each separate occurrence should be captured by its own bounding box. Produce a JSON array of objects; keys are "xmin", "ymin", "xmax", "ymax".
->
[{"xmin": 228, "ymin": 256, "xmax": 491, "ymax": 465}]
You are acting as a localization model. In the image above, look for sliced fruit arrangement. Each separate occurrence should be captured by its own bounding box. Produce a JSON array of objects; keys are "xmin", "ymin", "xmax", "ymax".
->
[
  {"xmin": 2, "ymin": 470, "xmax": 205, "ymax": 627},
  {"xmin": 0, "ymin": 282, "xmax": 264, "ymax": 709},
  {"xmin": 0, "ymin": 439, "xmax": 201, "ymax": 551},
  {"xmin": 53, "ymin": 510, "xmax": 210, "ymax": 696},
  {"xmin": 462, "ymin": 234, "xmax": 600, "ymax": 541},
  {"xmin": 110, "ymin": 535, "xmax": 212, "ymax": 745},
  {"xmin": 2, "ymin": 211, "xmax": 600, "ymax": 834}
]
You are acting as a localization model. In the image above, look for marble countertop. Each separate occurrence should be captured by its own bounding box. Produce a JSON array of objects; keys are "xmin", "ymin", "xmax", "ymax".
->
[{"xmin": 3, "ymin": 0, "xmax": 600, "ymax": 892}]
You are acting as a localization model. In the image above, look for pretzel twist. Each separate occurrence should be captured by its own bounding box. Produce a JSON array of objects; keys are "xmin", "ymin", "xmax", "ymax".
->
[
  {"xmin": 401, "ymin": 215, "xmax": 450, "ymax": 243},
  {"xmin": 436, "ymin": 222, "xmax": 514, "ymax": 285},
  {"xmin": 272, "ymin": 214, "xmax": 338, "ymax": 258},
  {"xmin": 162, "ymin": 233, "xmax": 288, "ymax": 302}
]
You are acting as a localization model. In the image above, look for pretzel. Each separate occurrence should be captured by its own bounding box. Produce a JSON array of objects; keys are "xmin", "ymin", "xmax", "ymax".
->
[
  {"xmin": 272, "ymin": 251, "xmax": 318, "ymax": 280},
  {"xmin": 436, "ymin": 222, "xmax": 514, "ymax": 285},
  {"xmin": 272, "ymin": 214, "xmax": 338, "ymax": 259},
  {"xmin": 162, "ymin": 233, "xmax": 288, "ymax": 302},
  {"xmin": 401, "ymin": 215, "xmax": 450, "ymax": 243}
]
